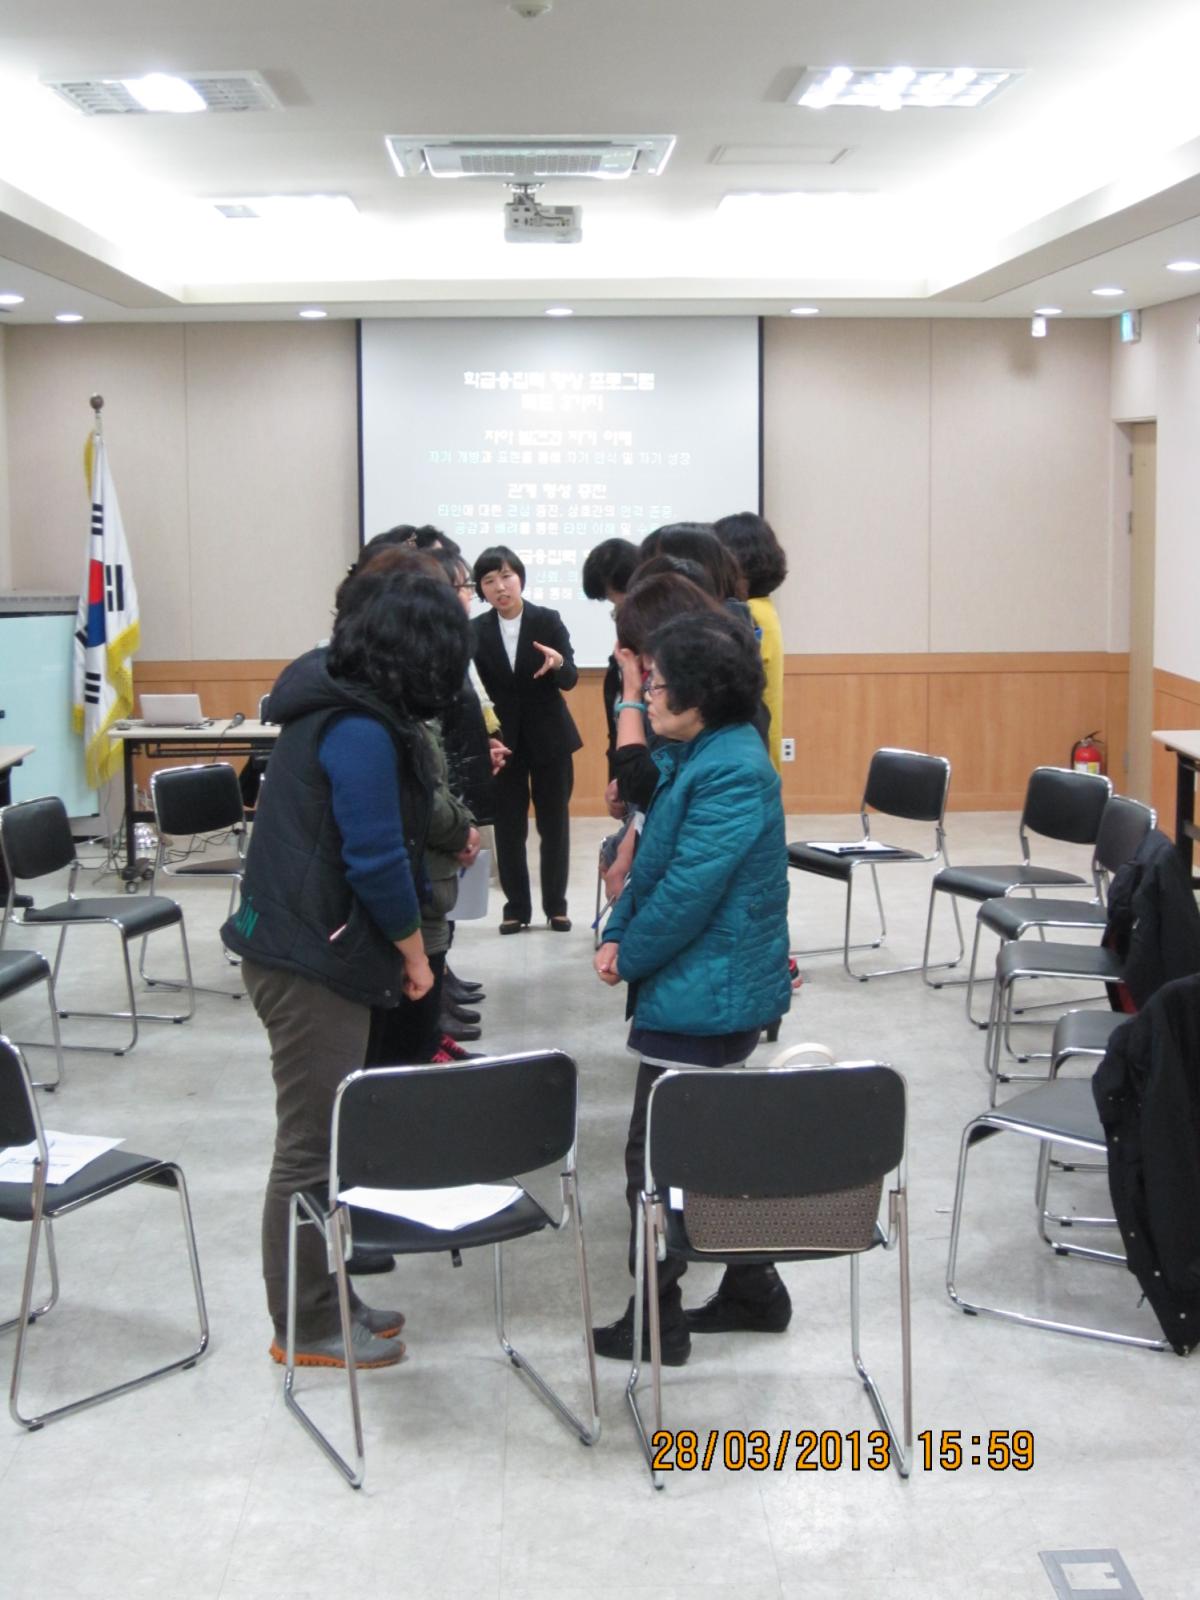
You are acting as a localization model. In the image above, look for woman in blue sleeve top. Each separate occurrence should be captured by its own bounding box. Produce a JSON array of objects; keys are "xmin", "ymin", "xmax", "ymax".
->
[{"xmin": 222, "ymin": 563, "xmax": 469, "ymax": 1371}]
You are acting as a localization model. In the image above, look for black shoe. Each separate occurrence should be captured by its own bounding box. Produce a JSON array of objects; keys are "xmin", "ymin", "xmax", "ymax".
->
[
  {"xmin": 443, "ymin": 1000, "xmax": 481, "ymax": 1025},
  {"xmin": 444, "ymin": 970, "xmax": 485, "ymax": 1003},
  {"xmin": 499, "ymin": 919, "xmax": 530, "ymax": 935},
  {"xmin": 684, "ymin": 1283, "xmax": 792, "ymax": 1335},
  {"xmin": 445, "ymin": 964, "xmax": 483, "ymax": 995},
  {"xmin": 593, "ymin": 1311, "xmax": 690, "ymax": 1366},
  {"xmin": 346, "ymin": 1247, "xmax": 396, "ymax": 1275},
  {"xmin": 439, "ymin": 1015, "xmax": 482, "ymax": 1042}
]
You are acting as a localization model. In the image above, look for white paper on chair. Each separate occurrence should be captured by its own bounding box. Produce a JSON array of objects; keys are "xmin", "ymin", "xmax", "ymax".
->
[
  {"xmin": 338, "ymin": 1182, "xmax": 523, "ymax": 1230},
  {"xmin": 0, "ymin": 1132, "xmax": 124, "ymax": 1185},
  {"xmin": 806, "ymin": 841, "xmax": 904, "ymax": 856}
]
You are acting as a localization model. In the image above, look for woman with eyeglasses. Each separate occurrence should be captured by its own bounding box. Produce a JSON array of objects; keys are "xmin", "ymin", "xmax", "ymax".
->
[{"xmin": 591, "ymin": 609, "xmax": 793, "ymax": 1367}]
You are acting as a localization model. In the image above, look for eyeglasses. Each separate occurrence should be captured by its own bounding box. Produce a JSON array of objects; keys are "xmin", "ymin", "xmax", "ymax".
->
[
  {"xmin": 455, "ymin": 582, "xmax": 474, "ymax": 593},
  {"xmin": 644, "ymin": 679, "xmax": 670, "ymax": 697}
]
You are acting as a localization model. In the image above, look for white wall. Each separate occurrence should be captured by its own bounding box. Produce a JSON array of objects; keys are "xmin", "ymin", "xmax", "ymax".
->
[
  {"xmin": 0, "ymin": 326, "xmax": 11, "ymax": 592},
  {"xmin": 3, "ymin": 322, "xmax": 359, "ymax": 659},
  {"xmin": 1109, "ymin": 293, "xmax": 1200, "ymax": 683},
  {"xmin": 765, "ymin": 317, "xmax": 1114, "ymax": 654}
]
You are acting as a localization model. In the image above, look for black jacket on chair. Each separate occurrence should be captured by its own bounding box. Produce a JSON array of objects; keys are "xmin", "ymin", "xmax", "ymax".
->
[
  {"xmin": 1104, "ymin": 828, "xmax": 1200, "ymax": 1011},
  {"xmin": 471, "ymin": 602, "xmax": 583, "ymax": 767},
  {"xmin": 1093, "ymin": 973, "xmax": 1200, "ymax": 1354}
]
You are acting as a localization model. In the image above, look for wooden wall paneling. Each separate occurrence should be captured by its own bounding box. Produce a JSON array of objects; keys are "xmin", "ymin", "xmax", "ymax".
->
[
  {"xmin": 782, "ymin": 668, "xmax": 928, "ymax": 812},
  {"xmin": 928, "ymin": 669, "xmax": 1110, "ymax": 807}
]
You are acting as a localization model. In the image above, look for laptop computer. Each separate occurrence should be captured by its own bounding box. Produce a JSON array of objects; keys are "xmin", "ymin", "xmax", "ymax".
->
[{"xmin": 138, "ymin": 693, "xmax": 207, "ymax": 726}]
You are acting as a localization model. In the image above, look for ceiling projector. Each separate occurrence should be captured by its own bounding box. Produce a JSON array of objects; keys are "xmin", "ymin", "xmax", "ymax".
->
[{"xmin": 504, "ymin": 183, "xmax": 581, "ymax": 244}]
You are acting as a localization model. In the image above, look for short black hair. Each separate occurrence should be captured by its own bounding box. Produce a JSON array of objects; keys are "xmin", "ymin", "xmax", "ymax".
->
[
  {"xmin": 473, "ymin": 545, "xmax": 526, "ymax": 600},
  {"xmin": 429, "ymin": 545, "xmax": 469, "ymax": 587},
  {"xmin": 329, "ymin": 567, "xmax": 469, "ymax": 717},
  {"xmin": 647, "ymin": 609, "xmax": 765, "ymax": 729},
  {"xmin": 333, "ymin": 544, "xmax": 445, "ymax": 614},
  {"xmin": 630, "ymin": 553, "xmax": 717, "ymax": 595},
  {"xmin": 615, "ymin": 570, "xmax": 722, "ymax": 656},
  {"xmin": 714, "ymin": 512, "xmax": 788, "ymax": 598},
  {"xmin": 636, "ymin": 523, "xmax": 741, "ymax": 600},
  {"xmin": 581, "ymin": 537, "xmax": 640, "ymax": 601}
]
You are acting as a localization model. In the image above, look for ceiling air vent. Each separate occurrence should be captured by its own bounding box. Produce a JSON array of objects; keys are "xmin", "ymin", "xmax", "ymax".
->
[
  {"xmin": 386, "ymin": 135, "xmax": 675, "ymax": 181},
  {"xmin": 45, "ymin": 71, "xmax": 281, "ymax": 115}
]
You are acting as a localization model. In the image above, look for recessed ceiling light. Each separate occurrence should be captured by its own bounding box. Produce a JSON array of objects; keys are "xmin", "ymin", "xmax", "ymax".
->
[
  {"xmin": 1091, "ymin": 286, "xmax": 1124, "ymax": 297},
  {"xmin": 1166, "ymin": 259, "xmax": 1200, "ymax": 273},
  {"xmin": 121, "ymin": 73, "xmax": 207, "ymax": 113},
  {"xmin": 1034, "ymin": 306, "xmax": 1062, "ymax": 316},
  {"xmin": 213, "ymin": 195, "xmax": 359, "ymax": 223},
  {"xmin": 544, "ymin": 306, "xmax": 574, "ymax": 317},
  {"xmin": 55, "ymin": 312, "xmax": 84, "ymax": 323},
  {"xmin": 298, "ymin": 308, "xmax": 327, "ymax": 319},
  {"xmin": 789, "ymin": 65, "xmax": 1015, "ymax": 111},
  {"xmin": 789, "ymin": 306, "xmax": 821, "ymax": 316},
  {"xmin": 0, "ymin": 292, "xmax": 24, "ymax": 306}
]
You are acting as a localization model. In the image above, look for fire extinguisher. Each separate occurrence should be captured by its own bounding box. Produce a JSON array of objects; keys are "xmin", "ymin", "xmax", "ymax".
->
[{"xmin": 1071, "ymin": 731, "xmax": 1105, "ymax": 775}]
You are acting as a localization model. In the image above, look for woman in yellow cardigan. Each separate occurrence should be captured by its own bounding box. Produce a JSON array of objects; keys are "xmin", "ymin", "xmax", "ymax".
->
[{"xmin": 715, "ymin": 512, "xmax": 789, "ymax": 774}]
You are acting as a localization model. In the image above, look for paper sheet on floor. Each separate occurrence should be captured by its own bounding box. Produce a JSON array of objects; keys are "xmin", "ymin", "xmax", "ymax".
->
[
  {"xmin": 339, "ymin": 1182, "xmax": 524, "ymax": 1229},
  {"xmin": 0, "ymin": 1132, "xmax": 124, "ymax": 1185}
]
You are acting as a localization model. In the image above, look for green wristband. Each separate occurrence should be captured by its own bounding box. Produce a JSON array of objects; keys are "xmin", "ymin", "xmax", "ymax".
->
[{"xmin": 614, "ymin": 699, "xmax": 646, "ymax": 713}]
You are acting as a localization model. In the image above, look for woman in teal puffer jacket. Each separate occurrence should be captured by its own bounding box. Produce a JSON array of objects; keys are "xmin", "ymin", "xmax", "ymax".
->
[{"xmin": 592, "ymin": 609, "xmax": 793, "ymax": 1366}]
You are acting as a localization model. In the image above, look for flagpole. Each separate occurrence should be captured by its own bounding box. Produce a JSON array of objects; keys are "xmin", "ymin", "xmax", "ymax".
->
[{"xmin": 90, "ymin": 392, "xmax": 104, "ymax": 435}]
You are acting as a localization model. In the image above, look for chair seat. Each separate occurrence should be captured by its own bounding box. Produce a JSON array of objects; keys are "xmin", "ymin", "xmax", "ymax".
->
[
  {"xmin": 166, "ymin": 859, "xmax": 243, "ymax": 879},
  {"xmin": 341, "ymin": 1189, "xmax": 554, "ymax": 1255},
  {"xmin": 0, "ymin": 947, "xmax": 51, "ymax": 998},
  {"xmin": 24, "ymin": 895, "xmax": 183, "ymax": 938},
  {"xmin": 0, "ymin": 1149, "xmax": 169, "ymax": 1222},
  {"xmin": 663, "ymin": 1206, "xmax": 885, "ymax": 1265},
  {"xmin": 787, "ymin": 842, "xmax": 923, "ymax": 881},
  {"xmin": 973, "ymin": 1079, "xmax": 1105, "ymax": 1146},
  {"xmin": 978, "ymin": 896, "xmax": 1106, "ymax": 939},
  {"xmin": 996, "ymin": 939, "xmax": 1123, "ymax": 983},
  {"xmin": 1052, "ymin": 1008, "xmax": 1128, "ymax": 1059},
  {"xmin": 934, "ymin": 863, "xmax": 1087, "ymax": 901}
]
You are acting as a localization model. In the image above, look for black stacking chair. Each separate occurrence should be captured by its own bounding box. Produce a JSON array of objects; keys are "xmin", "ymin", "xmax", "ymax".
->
[
  {"xmin": 945, "ymin": 1074, "xmax": 1166, "ymax": 1351},
  {"xmin": 629, "ymin": 1061, "xmax": 911, "ymax": 1488},
  {"xmin": 0, "ymin": 1035, "xmax": 210, "ymax": 1429},
  {"xmin": 283, "ymin": 1050, "xmax": 600, "ymax": 1488},
  {"xmin": 922, "ymin": 766, "xmax": 1112, "ymax": 1019},
  {"xmin": 0, "ymin": 949, "xmax": 65, "ymax": 1091},
  {"xmin": 0, "ymin": 796, "xmax": 194, "ymax": 1055},
  {"xmin": 788, "ymin": 748, "xmax": 955, "ymax": 980},
  {"xmin": 144, "ymin": 763, "xmax": 247, "ymax": 995}
]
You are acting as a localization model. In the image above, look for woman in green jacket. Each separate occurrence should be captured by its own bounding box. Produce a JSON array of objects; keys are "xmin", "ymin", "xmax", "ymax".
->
[{"xmin": 591, "ymin": 609, "xmax": 792, "ymax": 1366}]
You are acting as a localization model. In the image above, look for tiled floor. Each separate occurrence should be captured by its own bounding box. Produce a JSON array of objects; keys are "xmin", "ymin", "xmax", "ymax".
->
[{"xmin": 1, "ymin": 812, "xmax": 1196, "ymax": 1599}]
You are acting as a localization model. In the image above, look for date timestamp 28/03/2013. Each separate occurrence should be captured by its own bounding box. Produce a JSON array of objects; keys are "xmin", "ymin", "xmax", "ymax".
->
[{"xmin": 649, "ymin": 1428, "xmax": 1034, "ymax": 1473}]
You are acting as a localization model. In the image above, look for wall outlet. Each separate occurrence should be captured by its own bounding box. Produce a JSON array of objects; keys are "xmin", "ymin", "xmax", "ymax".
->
[{"xmin": 781, "ymin": 737, "xmax": 796, "ymax": 763}]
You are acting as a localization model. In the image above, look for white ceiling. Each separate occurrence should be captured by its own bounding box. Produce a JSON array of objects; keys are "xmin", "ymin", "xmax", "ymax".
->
[{"xmin": 1, "ymin": 0, "xmax": 1200, "ymax": 324}]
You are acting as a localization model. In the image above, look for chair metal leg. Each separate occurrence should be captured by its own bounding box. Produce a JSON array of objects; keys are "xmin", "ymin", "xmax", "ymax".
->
[
  {"xmin": 140, "ymin": 898, "xmax": 243, "ymax": 998},
  {"xmin": 920, "ymin": 884, "xmax": 970, "ymax": 995},
  {"xmin": 0, "ymin": 1214, "xmax": 58, "ymax": 1339},
  {"xmin": 845, "ymin": 864, "xmax": 962, "ymax": 982},
  {"xmin": 1034, "ymin": 1142, "xmax": 1121, "ymax": 1258},
  {"xmin": 7, "ymin": 968, "xmax": 67, "ymax": 1091},
  {"xmin": 282, "ymin": 1196, "xmax": 366, "ymax": 1489},
  {"xmin": 849, "ymin": 1191, "xmax": 912, "ymax": 1478},
  {"xmin": 946, "ymin": 1119, "xmax": 1168, "ymax": 1350},
  {"xmin": 59, "ymin": 922, "xmax": 195, "ymax": 1054},
  {"xmin": 626, "ymin": 1193, "xmax": 666, "ymax": 1487},
  {"xmin": 492, "ymin": 1174, "xmax": 600, "ymax": 1445},
  {"xmin": 9, "ymin": 1163, "xmax": 209, "ymax": 1430}
]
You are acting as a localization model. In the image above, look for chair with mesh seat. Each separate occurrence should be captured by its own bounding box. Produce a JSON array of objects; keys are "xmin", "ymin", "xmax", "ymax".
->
[
  {"xmin": 628, "ymin": 1060, "xmax": 911, "ymax": 1488},
  {"xmin": 0, "ymin": 1035, "xmax": 210, "ymax": 1429},
  {"xmin": 788, "ymin": 747, "xmax": 956, "ymax": 980},
  {"xmin": 921, "ymin": 766, "xmax": 1112, "ymax": 1019},
  {"xmin": 0, "ymin": 949, "xmax": 65, "ymax": 1091},
  {"xmin": 282, "ymin": 1049, "xmax": 600, "ymax": 1489},
  {"xmin": 945, "ymin": 1076, "xmax": 1167, "ymax": 1351},
  {"xmin": 0, "ymin": 796, "xmax": 194, "ymax": 1056},
  {"xmin": 143, "ymin": 763, "xmax": 247, "ymax": 995}
]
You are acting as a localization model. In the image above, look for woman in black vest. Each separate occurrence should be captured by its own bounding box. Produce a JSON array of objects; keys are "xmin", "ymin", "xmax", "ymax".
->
[
  {"xmin": 470, "ymin": 545, "xmax": 582, "ymax": 933},
  {"xmin": 222, "ymin": 565, "xmax": 469, "ymax": 1371}
]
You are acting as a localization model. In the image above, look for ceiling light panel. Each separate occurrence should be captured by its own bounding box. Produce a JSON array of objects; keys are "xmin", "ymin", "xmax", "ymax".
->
[
  {"xmin": 44, "ymin": 70, "xmax": 280, "ymax": 116},
  {"xmin": 212, "ymin": 195, "xmax": 358, "ymax": 222},
  {"xmin": 386, "ymin": 136, "xmax": 675, "ymax": 180},
  {"xmin": 789, "ymin": 67, "xmax": 1015, "ymax": 111}
]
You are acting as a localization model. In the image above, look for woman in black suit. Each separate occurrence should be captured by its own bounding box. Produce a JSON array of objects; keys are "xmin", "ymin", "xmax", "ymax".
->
[{"xmin": 471, "ymin": 545, "xmax": 582, "ymax": 933}]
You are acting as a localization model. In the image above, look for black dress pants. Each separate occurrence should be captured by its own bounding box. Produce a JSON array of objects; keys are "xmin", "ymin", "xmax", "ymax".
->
[
  {"xmin": 623, "ymin": 1059, "xmax": 785, "ymax": 1329},
  {"xmin": 491, "ymin": 749, "xmax": 574, "ymax": 922}
]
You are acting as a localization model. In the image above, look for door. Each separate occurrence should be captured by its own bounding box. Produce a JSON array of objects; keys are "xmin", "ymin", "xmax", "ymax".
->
[{"xmin": 1127, "ymin": 422, "xmax": 1156, "ymax": 805}]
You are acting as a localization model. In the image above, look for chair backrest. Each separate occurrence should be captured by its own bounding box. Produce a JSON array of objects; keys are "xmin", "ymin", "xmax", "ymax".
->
[
  {"xmin": 862, "ymin": 749, "xmax": 950, "ymax": 824},
  {"xmin": 0, "ymin": 1035, "xmax": 42, "ymax": 1152},
  {"xmin": 646, "ymin": 1063, "xmax": 905, "ymax": 1254},
  {"xmin": 0, "ymin": 796, "xmax": 76, "ymax": 884},
  {"xmin": 331, "ymin": 1050, "xmax": 577, "ymax": 1193},
  {"xmin": 1095, "ymin": 794, "xmax": 1155, "ymax": 877},
  {"xmin": 151, "ymin": 763, "xmax": 245, "ymax": 839},
  {"xmin": 1021, "ymin": 766, "xmax": 1112, "ymax": 848}
]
